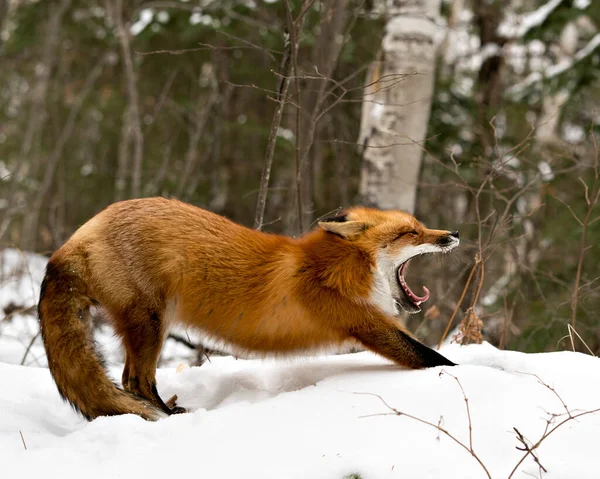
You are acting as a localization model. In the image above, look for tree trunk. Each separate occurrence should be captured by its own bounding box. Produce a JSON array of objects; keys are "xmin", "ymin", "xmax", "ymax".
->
[
  {"xmin": 21, "ymin": 57, "xmax": 106, "ymax": 251},
  {"xmin": 18, "ymin": 0, "xmax": 71, "ymax": 250},
  {"xmin": 110, "ymin": 0, "xmax": 144, "ymax": 199},
  {"xmin": 114, "ymin": 106, "xmax": 132, "ymax": 202},
  {"xmin": 176, "ymin": 65, "xmax": 218, "ymax": 200},
  {"xmin": 292, "ymin": 0, "xmax": 349, "ymax": 233},
  {"xmin": 473, "ymin": 1, "xmax": 506, "ymax": 157},
  {"xmin": 358, "ymin": 0, "xmax": 440, "ymax": 214},
  {"xmin": 537, "ymin": 21, "xmax": 583, "ymax": 146}
]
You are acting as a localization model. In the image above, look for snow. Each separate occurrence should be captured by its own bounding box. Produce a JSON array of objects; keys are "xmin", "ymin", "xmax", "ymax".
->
[
  {"xmin": 156, "ymin": 11, "xmax": 169, "ymax": 24},
  {"xmin": 1, "ymin": 344, "xmax": 600, "ymax": 478},
  {"xmin": 190, "ymin": 12, "xmax": 218, "ymax": 27},
  {"xmin": 2, "ymin": 248, "xmax": 600, "ymax": 478},
  {"xmin": 0, "ymin": 248, "xmax": 46, "ymax": 310},
  {"xmin": 130, "ymin": 9, "xmax": 153, "ymax": 36},
  {"xmin": 480, "ymin": 43, "xmax": 502, "ymax": 63},
  {"xmin": 276, "ymin": 126, "xmax": 295, "ymax": 142},
  {"xmin": 0, "ymin": 249, "xmax": 46, "ymax": 367},
  {"xmin": 574, "ymin": 0, "xmax": 591, "ymax": 9},
  {"xmin": 563, "ymin": 123, "xmax": 586, "ymax": 144},
  {"xmin": 547, "ymin": 33, "xmax": 600, "ymax": 76},
  {"xmin": 538, "ymin": 160, "xmax": 555, "ymax": 181},
  {"xmin": 507, "ymin": 33, "xmax": 600, "ymax": 99},
  {"xmin": 499, "ymin": 0, "xmax": 565, "ymax": 39}
]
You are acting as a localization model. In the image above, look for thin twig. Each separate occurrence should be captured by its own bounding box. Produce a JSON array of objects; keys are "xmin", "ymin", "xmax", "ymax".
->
[
  {"xmin": 282, "ymin": 0, "xmax": 304, "ymax": 234},
  {"xmin": 440, "ymin": 371, "xmax": 474, "ymax": 451},
  {"xmin": 253, "ymin": 18, "xmax": 294, "ymax": 230},
  {"xmin": 507, "ymin": 372, "xmax": 600, "ymax": 478},
  {"xmin": 20, "ymin": 330, "xmax": 41, "ymax": 366},
  {"xmin": 513, "ymin": 427, "xmax": 548, "ymax": 474},
  {"xmin": 546, "ymin": 123, "xmax": 600, "ymax": 329},
  {"xmin": 438, "ymin": 254, "xmax": 480, "ymax": 349},
  {"xmin": 507, "ymin": 407, "xmax": 600, "ymax": 478},
  {"xmin": 355, "ymin": 387, "xmax": 492, "ymax": 479},
  {"xmin": 516, "ymin": 372, "xmax": 571, "ymax": 416},
  {"xmin": 567, "ymin": 324, "xmax": 596, "ymax": 356}
]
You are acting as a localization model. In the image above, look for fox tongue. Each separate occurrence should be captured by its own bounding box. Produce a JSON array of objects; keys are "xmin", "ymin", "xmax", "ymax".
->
[{"xmin": 398, "ymin": 261, "xmax": 430, "ymax": 305}]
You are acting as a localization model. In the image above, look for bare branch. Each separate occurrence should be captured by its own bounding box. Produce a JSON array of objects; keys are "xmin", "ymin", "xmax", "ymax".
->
[
  {"xmin": 438, "ymin": 254, "xmax": 481, "ymax": 349},
  {"xmin": 513, "ymin": 427, "xmax": 548, "ymax": 474},
  {"xmin": 253, "ymin": 18, "xmax": 295, "ymax": 231},
  {"xmin": 20, "ymin": 330, "xmax": 41, "ymax": 366},
  {"xmin": 354, "ymin": 379, "xmax": 492, "ymax": 479}
]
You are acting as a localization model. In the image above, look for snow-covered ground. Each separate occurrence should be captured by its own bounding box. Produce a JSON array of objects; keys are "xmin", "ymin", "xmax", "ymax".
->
[
  {"xmin": 1, "ymin": 248, "xmax": 600, "ymax": 478},
  {"xmin": 2, "ymin": 346, "xmax": 600, "ymax": 479}
]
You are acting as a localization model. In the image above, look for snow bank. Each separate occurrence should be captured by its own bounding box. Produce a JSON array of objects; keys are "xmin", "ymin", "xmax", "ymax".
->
[
  {"xmin": 1, "ymin": 344, "xmax": 599, "ymax": 479},
  {"xmin": 2, "ymin": 248, "xmax": 599, "ymax": 477}
]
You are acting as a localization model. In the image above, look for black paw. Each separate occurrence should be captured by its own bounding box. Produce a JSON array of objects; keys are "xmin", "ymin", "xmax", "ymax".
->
[
  {"xmin": 170, "ymin": 405, "xmax": 187, "ymax": 414},
  {"xmin": 164, "ymin": 394, "xmax": 187, "ymax": 414}
]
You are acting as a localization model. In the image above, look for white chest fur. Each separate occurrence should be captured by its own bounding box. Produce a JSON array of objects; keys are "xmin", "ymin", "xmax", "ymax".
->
[{"xmin": 369, "ymin": 267, "xmax": 397, "ymax": 315}]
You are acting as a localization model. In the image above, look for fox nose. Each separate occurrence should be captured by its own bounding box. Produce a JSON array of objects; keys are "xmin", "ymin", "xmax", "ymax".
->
[{"xmin": 450, "ymin": 231, "xmax": 459, "ymax": 239}]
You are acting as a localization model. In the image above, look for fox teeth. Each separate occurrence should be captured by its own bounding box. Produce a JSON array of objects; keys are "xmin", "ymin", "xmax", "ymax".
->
[{"xmin": 397, "ymin": 259, "xmax": 431, "ymax": 304}]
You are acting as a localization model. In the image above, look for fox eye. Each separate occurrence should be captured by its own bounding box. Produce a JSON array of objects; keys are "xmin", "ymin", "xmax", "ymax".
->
[{"xmin": 393, "ymin": 230, "xmax": 418, "ymax": 241}]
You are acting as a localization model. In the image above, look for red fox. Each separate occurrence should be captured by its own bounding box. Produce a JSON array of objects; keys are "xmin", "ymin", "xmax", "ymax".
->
[{"xmin": 38, "ymin": 197, "xmax": 459, "ymax": 420}]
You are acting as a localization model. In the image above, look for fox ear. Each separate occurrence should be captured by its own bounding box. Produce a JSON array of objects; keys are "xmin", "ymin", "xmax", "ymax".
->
[{"xmin": 318, "ymin": 216, "xmax": 367, "ymax": 240}]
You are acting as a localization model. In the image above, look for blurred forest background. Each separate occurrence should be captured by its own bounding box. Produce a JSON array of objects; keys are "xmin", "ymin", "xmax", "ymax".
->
[{"xmin": 1, "ymin": 0, "xmax": 600, "ymax": 357}]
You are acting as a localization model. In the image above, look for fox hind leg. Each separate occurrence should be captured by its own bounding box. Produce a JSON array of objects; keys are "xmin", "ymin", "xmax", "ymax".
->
[{"xmin": 114, "ymin": 305, "xmax": 186, "ymax": 415}]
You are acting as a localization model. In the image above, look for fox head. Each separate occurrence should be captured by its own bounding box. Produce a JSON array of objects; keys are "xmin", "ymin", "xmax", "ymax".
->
[{"xmin": 319, "ymin": 207, "xmax": 459, "ymax": 314}]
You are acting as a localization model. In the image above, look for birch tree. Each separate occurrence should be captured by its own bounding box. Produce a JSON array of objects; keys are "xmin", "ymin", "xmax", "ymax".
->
[{"xmin": 358, "ymin": 0, "xmax": 440, "ymax": 213}]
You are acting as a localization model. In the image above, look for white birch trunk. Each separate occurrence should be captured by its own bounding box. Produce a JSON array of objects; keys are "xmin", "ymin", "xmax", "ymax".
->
[
  {"xmin": 536, "ymin": 22, "xmax": 579, "ymax": 146},
  {"xmin": 359, "ymin": 0, "xmax": 440, "ymax": 213}
]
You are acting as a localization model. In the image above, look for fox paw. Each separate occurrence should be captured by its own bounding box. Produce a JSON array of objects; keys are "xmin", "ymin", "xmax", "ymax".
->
[{"xmin": 165, "ymin": 394, "xmax": 187, "ymax": 414}]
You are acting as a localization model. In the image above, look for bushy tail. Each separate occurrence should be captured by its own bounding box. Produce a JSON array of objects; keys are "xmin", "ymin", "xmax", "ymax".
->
[{"xmin": 38, "ymin": 259, "xmax": 165, "ymax": 421}]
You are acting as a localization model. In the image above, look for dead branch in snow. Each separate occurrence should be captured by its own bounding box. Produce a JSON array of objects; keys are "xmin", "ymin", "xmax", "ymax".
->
[
  {"xmin": 356, "ymin": 370, "xmax": 492, "ymax": 479},
  {"xmin": 357, "ymin": 369, "xmax": 600, "ymax": 479}
]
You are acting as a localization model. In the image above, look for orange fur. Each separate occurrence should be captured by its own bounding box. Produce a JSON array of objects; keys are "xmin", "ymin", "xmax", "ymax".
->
[{"xmin": 38, "ymin": 197, "xmax": 458, "ymax": 420}]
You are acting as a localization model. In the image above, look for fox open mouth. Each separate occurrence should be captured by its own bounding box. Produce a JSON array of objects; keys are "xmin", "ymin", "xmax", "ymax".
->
[{"xmin": 396, "ymin": 259, "xmax": 430, "ymax": 312}]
